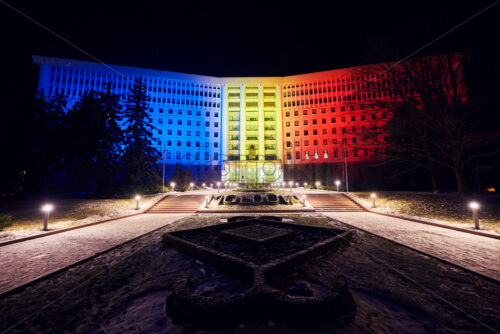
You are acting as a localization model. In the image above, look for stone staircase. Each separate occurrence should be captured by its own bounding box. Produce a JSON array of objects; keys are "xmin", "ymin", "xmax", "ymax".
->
[
  {"xmin": 307, "ymin": 194, "xmax": 366, "ymax": 212},
  {"xmin": 146, "ymin": 194, "xmax": 206, "ymax": 213}
]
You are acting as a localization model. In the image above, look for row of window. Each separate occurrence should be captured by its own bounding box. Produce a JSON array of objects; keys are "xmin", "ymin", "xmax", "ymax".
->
[
  {"xmin": 156, "ymin": 140, "xmax": 219, "ymax": 148},
  {"xmin": 156, "ymin": 119, "xmax": 219, "ymax": 127},
  {"xmin": 151, "ymin": 108, "xmax": 219, "ymax": 118},
  {"xmin": 286, "ymin": 147, "xmax": 380, "ymax": 160},
  {"xmin": 285, "ymin": 114, "xmax": 376, "ymax": 125},
  {"xmin": 156, "ymin": 129, "xmax": 219, "ymax": 137},
  {"xmin": 163, "ymin": 151, "xmax": 219, "ymax": 161},
  {"xmin": 285, "ymin": 126, "xmax": 375, "ymax": 137},
  {"xmin": 285, "ymin": 136, "xmax": 360, "ymax": 147}
]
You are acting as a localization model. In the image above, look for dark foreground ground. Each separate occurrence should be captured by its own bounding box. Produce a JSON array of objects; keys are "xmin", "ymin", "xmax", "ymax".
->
[{"xmin": 0, "ymin": 214, "xmax": 499, "ymax": 333}]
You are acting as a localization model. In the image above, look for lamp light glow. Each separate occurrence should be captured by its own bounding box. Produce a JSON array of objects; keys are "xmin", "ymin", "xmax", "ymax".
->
[{"xmin": 41, "ymin": 203, "xmax": 54, "ymax": 213}]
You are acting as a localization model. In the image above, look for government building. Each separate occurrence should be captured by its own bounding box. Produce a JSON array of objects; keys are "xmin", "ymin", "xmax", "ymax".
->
[{"xmin": 33, "ymin": 55, "xmax": 448, "ymax": 185}]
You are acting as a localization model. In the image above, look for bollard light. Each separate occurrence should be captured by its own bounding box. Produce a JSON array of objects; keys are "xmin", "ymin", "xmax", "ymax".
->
[
  {"xmin": 335, "ymin": 180, "xmax": 341, "ymax": 192},
  {"xmin": 296, "ymin": 182, "xmax": 299, "ymax": 187},
  {"xmin": 135, "ymin": 195, "xmax": 141, "ymax": 210},
  {"xmin": 469, "ymin": 201, "xmax": 480, "ymax": 229},
  {"xmin": 41, "ymin": 203, "xmax": 54, "ymax": 231},
  {"xmin": 289, "ymin": 181, "xmax": 293, "ymax": 193},
  {"xmin": 370, "ymin": 193, "xmax": 376, "ymax": 208},
  {"xmin": 217, "ymin": 181, "xmax": 221, "ymax": 193},
  {"xmin": 189, "ymin": 182, "xmax": 194, "ymax": 191},
  {"xmin": 304, "ymin": 182, "xmax": 308, "ymax": 188},
  {"xmin": 170, "ymin": 182, "xmax": 176, "ymax": 192},
  {"xmin": 205, "ymin": 196, "xmax": 209, "ymax": 208},
  {"xmin": 210, "ymin": 183, "xmax": 213, "ymax": 188},
  {"xmin": 302, "ymin": 195, "xmax": 307, "ymax": 207},
  {"xmin": 202, "ymin": 182, "xmax": 206, "ymax": 188},
  {"xmin": 315, "ymin": 181, "xmax": 320, "ymax": 189}
]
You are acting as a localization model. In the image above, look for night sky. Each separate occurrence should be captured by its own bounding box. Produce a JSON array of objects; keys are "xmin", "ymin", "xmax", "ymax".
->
[{"xmin": 1, "ymin": 0, "xmax": 499, "ymax": 114}]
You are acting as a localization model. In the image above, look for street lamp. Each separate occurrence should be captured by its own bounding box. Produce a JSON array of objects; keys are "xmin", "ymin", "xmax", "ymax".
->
[
  {"xmin": 135, "ymin": 195, "xmax": 141, "ymax": 210},
  {"xmin": 315, "ymin": 181, "xmax": 320, "ymax": 189},
  {"xmin": 343, "ymin": 143, "xmax": 349, "ymax": 193},
  {"xmin": 202, "ymin": 182, "xmax": 206, "ymax": 188},
  {"xmin": 371, "ymin": 193, "xmax": 376, "ymax": 208},
  {"xmin": 303, "ymin": 182, "xmax": 308, "ymax": 188},
  {"xmin": 189, "ymin": 182, "xmax": 194, "ymax": 191},
  {"xmin": 205, "ymin": 196, "xmax": 209, "ymax": 208},
  {"xmin": 302, "ymin": 195, "xmax": 307, "ymax": 207},
  {"xmin": 469, "ymin": 202, "xmax": 480, "ymax": 229},
  {"xmin": 162, "ymin": 149, "xmax": 168, "ymax": 193},
  {"xmin": 217, "ymin": 181, "xmax": 221, "ymax": 193},
  {"xmin": 41, "ymin": 203, "xmax": 54, "ymax": 231},
  {"xmin": 170, "ymin": 182, "xmax": 176, "ymax": 192},
  {"xmin": 289, "ymin": 181, "xmax": 293, "ymax": 193},
  {"xmin": 335, "ymin": 180, "xmax": 341, "ymax": 192}
]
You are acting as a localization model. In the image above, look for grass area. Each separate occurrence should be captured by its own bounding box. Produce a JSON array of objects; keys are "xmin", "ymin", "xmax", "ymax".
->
[
  {"xmin": 0, "ymin": 195, "xmax": 157, "ymax": 232},
  {"xmin": 352, "ymin": 191, "xmax": 500, "ymax": 233},
  {"xmin": 0, "ymin": 214, "xmax": 498, "ymax": 332}
]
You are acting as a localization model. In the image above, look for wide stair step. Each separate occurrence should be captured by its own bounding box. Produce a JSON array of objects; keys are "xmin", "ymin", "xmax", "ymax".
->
[
  {"xmin": 147, "ymin": 194, "xmax": 206, "ymax": 213},
  {"xmin": 307, "ymin": 194, "xmax": 366, "ymax": 212}
]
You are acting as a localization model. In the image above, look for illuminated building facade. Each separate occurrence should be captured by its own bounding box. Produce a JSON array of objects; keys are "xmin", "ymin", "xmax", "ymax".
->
[{"xmin": 34, "ymin": 55, "xmax": 431, "ymax": 184}]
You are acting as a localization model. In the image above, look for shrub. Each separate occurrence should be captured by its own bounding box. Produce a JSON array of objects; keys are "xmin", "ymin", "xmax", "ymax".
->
[{"xmin": 0, "ymin": 215, "xmax": 14, "ymax": 230}]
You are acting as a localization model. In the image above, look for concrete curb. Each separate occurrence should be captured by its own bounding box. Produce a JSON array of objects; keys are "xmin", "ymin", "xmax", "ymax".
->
[
  {"xmin": 344, "ymin": 193, "xmax": 500, "ymax": 240},
  {"xmin": 0, "ymin": 194, "xmax": 169, "ymax": 248}
]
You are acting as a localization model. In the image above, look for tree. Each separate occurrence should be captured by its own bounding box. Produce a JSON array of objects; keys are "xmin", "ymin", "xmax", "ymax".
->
[
  {"xmin": 121, "ymin": 78, "xmax": 160, "ymax": 192},
  {"xmin": 358, "ymin": 53, "xmax": 500, "ymax": 194},
  {"xmin": 65, "ymin": 90, "xmax": 107, "ymax": 193},
  {"xmin": 26, "ymin": 90, "xmax": 67, "ymax": 192},
  {"xmin": 94, "ymin": 83, "xmax": 124, "ymax": 194}
]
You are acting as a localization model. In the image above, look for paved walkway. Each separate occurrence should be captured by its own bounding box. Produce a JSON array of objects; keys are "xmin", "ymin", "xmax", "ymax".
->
[
  {"xmin": 0, "ymin": 213, "xmax": 188, "ymax": 295},
  {"xmin": 323, "ymin": 212, "xmax": 500, "ymax": 281}
]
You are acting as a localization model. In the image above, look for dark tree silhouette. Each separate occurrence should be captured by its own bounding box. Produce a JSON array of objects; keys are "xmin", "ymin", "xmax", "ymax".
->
[
  {"xmin": 121, "ymin": 78, "xmax": 160, "ymax": 192},
  {"xmin": 357, "ymin": 54, "xmax": 500, "ymax": 194}
]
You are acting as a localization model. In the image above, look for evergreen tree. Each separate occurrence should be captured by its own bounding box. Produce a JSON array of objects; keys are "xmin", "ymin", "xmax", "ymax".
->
[
  {"xmin": 121, "ymin": 78, "xmax": 160, "ymax": 192},
  {"xmin": 95, "ymin": 83, "xmax": 124, "ymax": 194},
  {"xmin": 65, "ymin": 90, "xmax": 106, "ymax": 193},
  {"xmin": 27, "ymin": 90, "xmax": 67, "ymax": 192}
]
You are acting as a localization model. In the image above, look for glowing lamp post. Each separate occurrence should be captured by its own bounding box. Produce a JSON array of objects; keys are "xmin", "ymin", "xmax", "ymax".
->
[
  {"xmin": 205, "ymin": 196, "xmax": 209, "ymax": 208},
  {"xmin": 302, "ymin": 195, "xmax": 307, "ymax": 207},
  {"xmin": 202, "ymin": 183, "xmax": 206, "ymax": 188},
  {"xmin": 41, "ymin": 203, "xmax": 54, "ymax": 231},
  {"xmin": 170, "ymin": 182, "xmax": 176, "ymax": 192},
  {"xmin": 315, "ymin": 181, "xmax": 320, "ymax": 189},
  {"xmin": 189, "ymin": 182, "xmax": 194, "ymax": 191},
  {"xmin": 217, "ymin": 182, "xmax": 221, "ymax": 193},
  {"xmin": 469, "ymin": 202, "xmax": 480, "ymax": 229},
  {"xmin": 370, "ymin": 193, "xmax": 376, "ymax": 208},
  {"xmin": 135, "ymin": 195, "xmax": 141, "ymax": 210},
  {"xmin": 289, "ymin": 181, "xmax": 293, "ymax": 193},
  {"xmin": 304, "ymin": 182, "xmax": 308, "ymax": 188},
  {"xmin": 335, "ymin": 180, "xmax": 341, "ymax": 192}
]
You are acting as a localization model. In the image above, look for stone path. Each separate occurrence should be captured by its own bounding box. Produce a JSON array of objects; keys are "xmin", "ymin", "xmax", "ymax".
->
[
  {"xmin": 322, "ymin": 212, "xmax": 500, "ymax": 281},
  {"xmin": 0, "ymin": 213, "xmax": 188, "ymax": 295}
]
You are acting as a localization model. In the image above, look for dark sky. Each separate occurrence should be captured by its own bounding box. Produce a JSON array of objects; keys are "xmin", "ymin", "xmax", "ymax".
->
[{"xmin": 1, "ymin": 0, "xmax": 499, "ymax": 111}]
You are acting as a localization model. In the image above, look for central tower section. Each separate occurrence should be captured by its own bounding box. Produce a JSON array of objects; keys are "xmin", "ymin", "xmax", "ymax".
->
[{"xmin": 222, "ymin": 80, "xmax": 283, "ymax": 185}]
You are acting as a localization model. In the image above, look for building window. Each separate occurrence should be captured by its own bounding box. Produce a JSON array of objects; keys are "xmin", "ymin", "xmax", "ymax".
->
[
  {"xmin": 351, "ymin": 116, "xmax": 356, "ymax": 121},
  {"xmin": 286, "ymin": 122, "xmax": 290, "ymax": 127},
  {"xmin": 296, "ymin": 152, "xmax": 300, "ymax": 160},
  {"xmin": 158, "ymin": 118, "xmax": 163, "ymax": 124},
  {"xmin": 304, "ymin": 130, "xmax": 308, "ymax": 136}
]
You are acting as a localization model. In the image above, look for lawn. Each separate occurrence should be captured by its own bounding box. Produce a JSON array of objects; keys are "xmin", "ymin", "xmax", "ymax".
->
[
  {"xmin": 350, "ymin": 191, "xmax": 500, "ymax": 233},
  {"xmin": 0, "ymin": 194, "xmax": 162, "ymax": 235}
]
